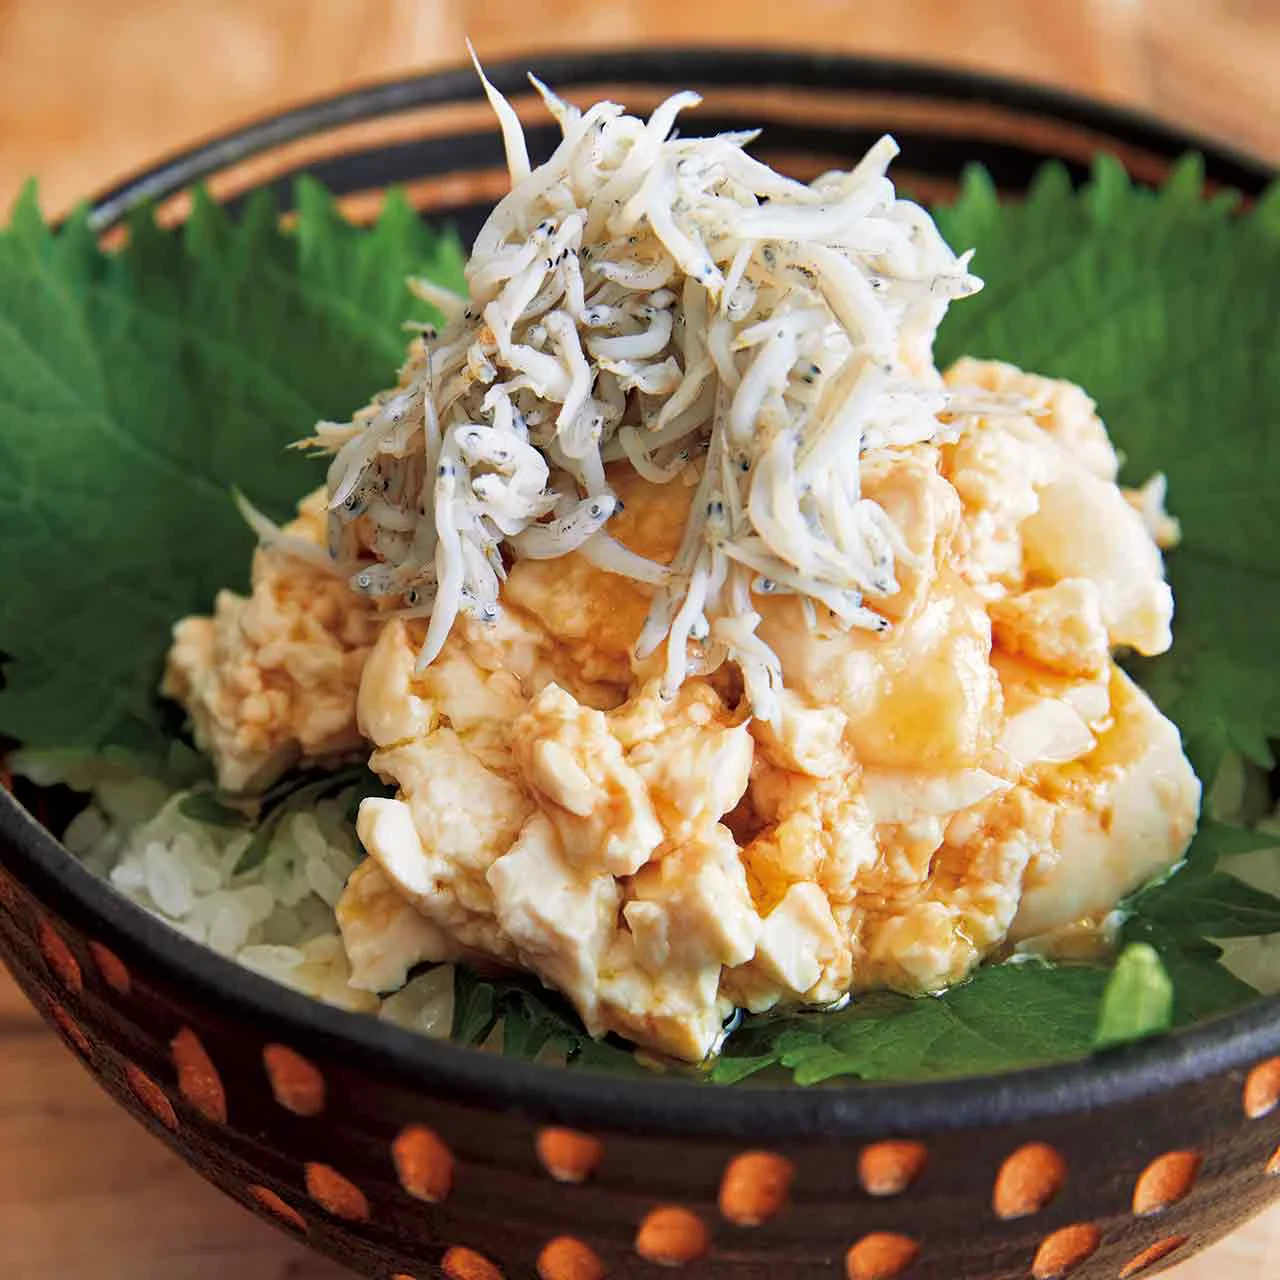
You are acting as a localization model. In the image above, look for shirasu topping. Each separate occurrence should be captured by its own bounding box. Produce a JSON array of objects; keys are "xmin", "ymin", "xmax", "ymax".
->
[{"xmin": 311, "ymin": 66, "xmax": 991, "ymax": 722}]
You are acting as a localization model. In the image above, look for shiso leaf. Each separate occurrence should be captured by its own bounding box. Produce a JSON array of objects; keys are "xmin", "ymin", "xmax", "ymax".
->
[
  {"xmin": 713, "ymin": 963, "xmax": 1110, "ymax": 1084},
  {"xmin": 3, "ymin": 156, "xmax": 1279, "ymax": 1083},
  {"xmin": 0, "ymin": 182, "xmax": 464, "ymax": 758}
]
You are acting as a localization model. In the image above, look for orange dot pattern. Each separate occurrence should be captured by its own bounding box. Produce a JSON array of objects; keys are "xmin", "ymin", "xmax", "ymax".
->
[
  {"xmin": 858, "ymin": 1140, "xmax": 928, "ymax": 1197},
  {"xmin": 37, "ymin": 919, "xmax": 82, "ymax": 994},
  {"xmin": 88, "ymin": 941, "xmax": 131, "ymax": 994},
  {"xmin": 171, "ymin": 1027, "xmax": 227, "ymax": 1124},
  {"xmin": 263, "ymin": 1043, "xmax": 326, "ymax": 1117},
  {"xmin": 124, "ymin": 1062, "xmax": 178, "ymax": 1132},
  {"xmin": 1243, "ymin": 1056, "xmax": 1280, "ymax": 1119},
  {"xmin": 1132, "ymin": 1151, "xmax": 1201, "ymax": 1216},
  {"xmin": 537, "ymin": 1235, "xmax": 607, "ymax": 1280},
  {"xmin": 845, "ymin": 1232, "xmax": 919, "ymax": 1280},
  {"xmin": 8, "ymin": 893, "xmax": 1266, "ymax": 1280},
  {"xmin": 304, "ymin": 1162, "xmax": 370, "ymax": 1221},
  {"xmin": 993, "ymin": 1143, "xmax": 1067, "ymax": 1219},
  {"xmin": 442, "ymin": 1245, "xmax": 505, "ymax": 1280},
  {"xmin": 635, "ymin": 1206, "xmax": 710, "ymax": 1266},
  {"xmin": 1030, "ymin": 1224, "xmax": 1101, "ymax": 1279},
  {"xmin": 536, "ymin": 1128, "xmax": 604, "ymax": 1183},
  {"xmin": 719, "ymin": 1151, "xmax": 794, "ymax": 1226},
  {"xmin": 393, "ymin": 1124, "xmax": 455, "ymax": 1203},
  {"xmin": 1119, "ymin": 1234, "xmax": 1189, "ymax": 1278},
  {"xmin": 249, "ymin": 1184, "xmax": 307, "ymax": 1233},
  {"xmin": 48, "ymin": 1000, "xmax": 92, "ymax": 1057},
  {"xmin": 1267, "ymin": 1147, "xmax": 1280, "ymax": 1177}
]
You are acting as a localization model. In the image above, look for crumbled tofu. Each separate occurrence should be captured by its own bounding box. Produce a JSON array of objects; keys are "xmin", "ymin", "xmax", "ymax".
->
[
  {"xmin": 355, "ymin": 617, "xmax": 761, "ymax": 1060},
  {"xmin": 489, "ymin": 812, "xmax": 622, "ymax": 1036},
  {"xmin": 945, "ymin": 357, "xmax": 1120, "ymax": 481},
  {"xmin": 860, "ymin": 785, "xmax": 1050, "ymax": 991},
  {"xmin": 362, "ymin": 731, "xmax": 532, "ymax": 957},
  {"xmin": 511, "ymin": 683, "xmax": 664, "ymax": 875},
  {"xmin": 343, "ymin": 386, "xmax": 1198, "ymax": 1060},
  {"xmin": 1124, "ymin": 473, "xmax": 1182, "ymax": 550},
  {"xmin": 612, "ymin": 681, "xmax": 755, "ymax": 845},
  {"xmin": 179, "ymin": 358, "xmax": 1198, "ymax": 1063},
  {"xmin": 163, "ymin": 489, "xmax": 383, "ymax": 792},
  {"xmin": 1020, "ymin": 465, "xmax": 1173, "ymax": 654},
  {"xmin": 750, "ymin": 882, "xmax": 850, "ymax": 1004},
  {"xmin": 942, "ymin": 362, "xmax": 1175, "ymax": 655},
  {"xmin": 602, "ymin": 826, "xmax": 762, "ymax": 1059},
  {"xmin": 989, "ymin": 579, "xmax": 1110, "ymax": 681},
  {"xmin": 336, "ymin": 859, "xmax": 457, "ymax": 993}
]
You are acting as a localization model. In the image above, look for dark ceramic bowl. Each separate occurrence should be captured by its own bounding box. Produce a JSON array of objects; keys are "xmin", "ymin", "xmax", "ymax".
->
[{"xmin": 2, "ymin": 48, "xmax": 1279, "ymax": 1280}]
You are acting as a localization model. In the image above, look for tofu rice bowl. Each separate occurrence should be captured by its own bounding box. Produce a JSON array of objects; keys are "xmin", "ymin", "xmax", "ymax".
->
[{"xmin": 33, "ymin": 62, "xmax": 1208, "ymax": 1073}]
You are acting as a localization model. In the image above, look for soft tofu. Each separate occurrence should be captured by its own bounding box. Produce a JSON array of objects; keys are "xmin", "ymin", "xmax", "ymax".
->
[
  {"xmin": 354, "ymin": 603, "xmax": 770, "ymax": 1060},
  {"xmin": 989, "ymin": 579, "xmax": 1110, "ymax": 681},
  {"xmin": 760, "ymin": 568, "xmax": 1003, "ymax": 773},
  {"xmin": 1020, "ymin": 465, "xmax": 1173, "ymax": 655},
  {"xmin": 749, "ymin": 882, "xmax": 850, "ymax": 1004},
  {"xmin": 613, "ymin": 680, "xmax": 755, "ymax": 843},
  {"xmin": 361, "ymin": 730, "xmax": 532, "ymax": 958},
  {"xmin": 601, "ymin": 826, "xmax": 762, "ymax": 1060},
  {"xmin": 945, "ymin": 357, "xmax": 1121, "ymax": 481},
  {"xmin": 1011, "ymin": 668, "xmax": 1201, "ymax": 940}
]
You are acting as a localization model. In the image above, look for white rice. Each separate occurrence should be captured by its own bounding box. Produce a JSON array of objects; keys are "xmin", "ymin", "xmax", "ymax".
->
[{"xmin": 29, "ymin": 755, "xmax": 458, "ymax": 1034}]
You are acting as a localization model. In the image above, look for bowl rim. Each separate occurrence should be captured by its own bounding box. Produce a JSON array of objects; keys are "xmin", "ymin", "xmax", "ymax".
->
[
  {"xmin": 85, "ymin": 44, "xmax": 1275, "ymax": 232},
  {"xmin": 6, "ymin": 46, "xmax": 1278, "ymax": 1142}
]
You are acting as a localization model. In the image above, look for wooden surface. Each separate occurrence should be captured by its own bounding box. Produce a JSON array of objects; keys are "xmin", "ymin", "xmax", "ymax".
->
[
  {"xmin": 1, "ymin": 0, "xmax": 1277, "ymax": 220},
  {"xmin": 1, "ymin": 1, "xmax": 1278, "ymax": 1276}
]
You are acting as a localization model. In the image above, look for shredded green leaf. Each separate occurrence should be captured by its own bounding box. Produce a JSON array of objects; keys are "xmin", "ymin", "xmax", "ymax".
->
[
  {"xmin": 175, "ymin": 790, "xmax": 251, "ymax": 829},
  {"xmin": 2, "ymin": 157, "xmax": 1278, "ymax": 1083},
  {"xmin": 1094, "ymin": 943, "xmax": 1174, "ymax": 1050},
  {"xmin": 231, "ymin": 764, "xmax": 382, "ymax": 875}
]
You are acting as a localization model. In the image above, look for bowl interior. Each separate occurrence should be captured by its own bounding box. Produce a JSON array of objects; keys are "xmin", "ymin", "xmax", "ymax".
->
[{"xmin": 4, "ymin": 46, "xmax": 1277, "ymax": 1139}]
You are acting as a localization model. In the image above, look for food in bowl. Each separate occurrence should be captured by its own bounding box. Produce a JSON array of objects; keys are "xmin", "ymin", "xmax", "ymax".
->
[{"xmin": 6, "ymin": 65, "xmax": 1277, "ymax": 1081}]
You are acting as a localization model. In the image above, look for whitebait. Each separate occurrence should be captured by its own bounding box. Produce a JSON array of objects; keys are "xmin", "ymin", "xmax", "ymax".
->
[{"xmin": 308, "ymin": 66, "xmax": 991, "ymax": 714}]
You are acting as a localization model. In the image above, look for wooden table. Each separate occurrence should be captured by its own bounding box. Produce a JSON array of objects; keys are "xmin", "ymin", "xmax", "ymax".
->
[{"xmin": 0, "ymin": 2, "xmax": 1277, "ymax": 1276}]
